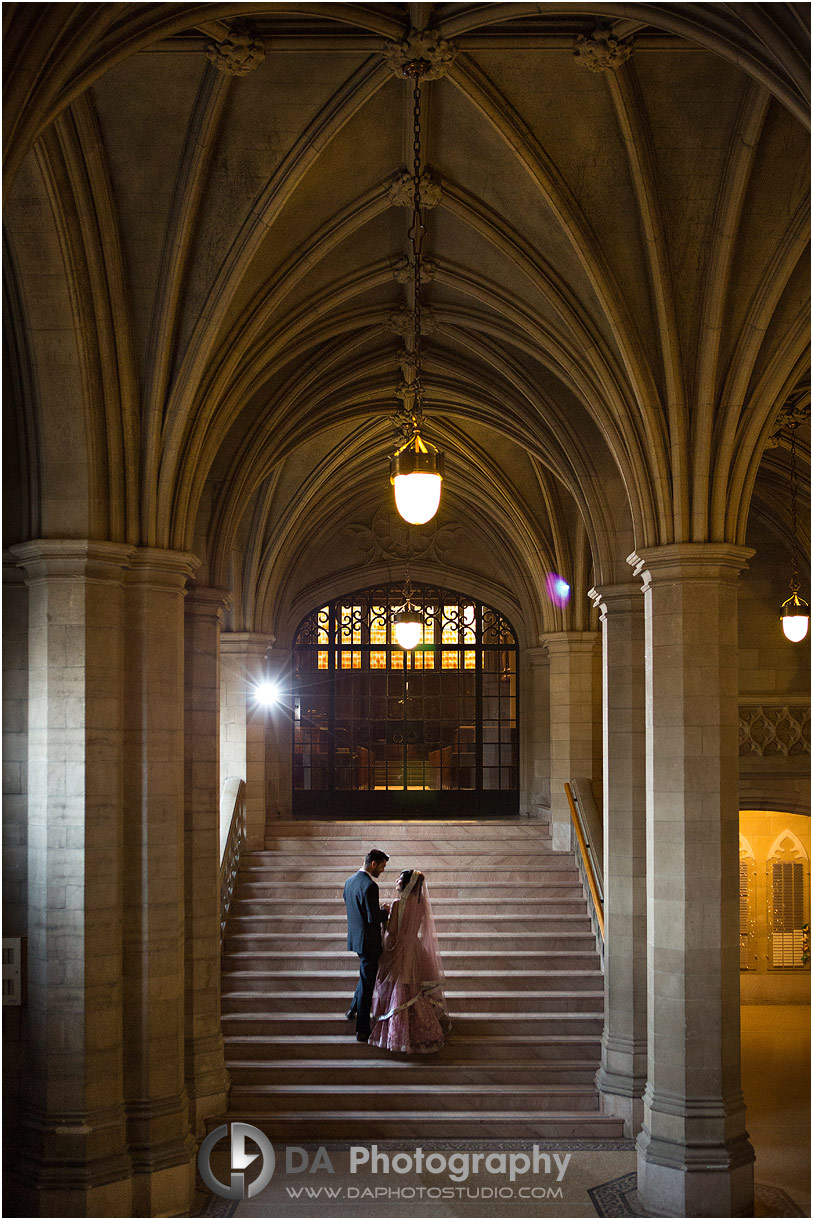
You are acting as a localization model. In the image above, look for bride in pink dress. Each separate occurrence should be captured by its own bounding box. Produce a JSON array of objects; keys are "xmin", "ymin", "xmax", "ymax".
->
[{"xmin": 368, "ymin": 869, "xmax": 451, "ymax": 1054}]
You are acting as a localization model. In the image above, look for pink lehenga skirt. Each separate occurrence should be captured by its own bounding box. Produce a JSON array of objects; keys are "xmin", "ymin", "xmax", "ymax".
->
[{"xmin": 368, "ymin": 978, "xmax": 451, "ymax": 1054}]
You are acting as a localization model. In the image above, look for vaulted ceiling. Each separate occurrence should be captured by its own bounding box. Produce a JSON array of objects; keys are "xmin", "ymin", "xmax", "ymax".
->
[{"xmin": 3, "ymin": 3, "xmax": 810, "ymax": 642}]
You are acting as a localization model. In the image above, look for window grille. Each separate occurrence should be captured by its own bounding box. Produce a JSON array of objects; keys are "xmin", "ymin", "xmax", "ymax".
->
[{"xmin": 292, "ymin": 583, "xmax": 518, "ymax": 815}]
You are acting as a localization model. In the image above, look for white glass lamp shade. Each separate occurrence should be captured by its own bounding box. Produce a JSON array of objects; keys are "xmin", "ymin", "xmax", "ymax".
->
[
  {"xmin": 780, "ymin": 592, "xmax": 810, "ymax": 642},
  {"xmin": 394, "ymin": 608, "xmax": 422, "ymax": 651},
  {"xmin": 390, "ymin": 432, "xmax": 443, "ymax": 525},
  {"xmin": 393, "ymin": 472, "xmax": 442, "ymax": 525}
]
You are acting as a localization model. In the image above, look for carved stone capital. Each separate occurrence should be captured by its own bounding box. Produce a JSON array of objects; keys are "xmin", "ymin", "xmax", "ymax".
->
[
  {"xmin": 388, "ymin": 168, "xmax": 442, "ymax": 208},
  {"xmin": 206, "ymin": 20, "xmax": 266, "ymax": 76},
  {"xmin": 573, "ymin": 26, "xmax": 633, "ymax": 73},
  {"xmin": 383, "ymin": 28, "xmax": 458, "ymax": 81}
]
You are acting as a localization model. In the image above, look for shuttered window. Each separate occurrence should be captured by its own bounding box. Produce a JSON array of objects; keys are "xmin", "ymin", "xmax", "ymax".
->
[
  {"xmin": 739, "ymin": 859, "xmax": 753, "ymax": 970},
  {"xmin": 770, "ymin": 860, "xmax": 806, "ymax": 967}
]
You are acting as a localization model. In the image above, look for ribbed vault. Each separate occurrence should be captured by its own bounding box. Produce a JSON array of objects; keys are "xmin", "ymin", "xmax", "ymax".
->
[{"xmin": 3, "ymin": 2, "xmax": 809, "ymax": 643}]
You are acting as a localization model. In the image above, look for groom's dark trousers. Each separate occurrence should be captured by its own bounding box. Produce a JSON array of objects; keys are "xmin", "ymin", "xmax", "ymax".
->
[{"xmin": 343, "ymin": 870, "xmax": 388, "ymax": 1038}]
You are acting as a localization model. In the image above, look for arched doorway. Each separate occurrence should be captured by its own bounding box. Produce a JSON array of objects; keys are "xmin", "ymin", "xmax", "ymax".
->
[{"xmin": 292, "ymin": 583, "xmax": 518, "ymax": 816}]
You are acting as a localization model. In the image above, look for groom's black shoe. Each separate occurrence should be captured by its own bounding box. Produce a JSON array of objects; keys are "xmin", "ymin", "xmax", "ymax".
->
[
  {"xmin": 345, "ymin": 1008, "xmax": 356, "ymax": 1020},
  {"xmin": 356, "ymin": 1032, "xmax": 369, "ymax": 1042}
]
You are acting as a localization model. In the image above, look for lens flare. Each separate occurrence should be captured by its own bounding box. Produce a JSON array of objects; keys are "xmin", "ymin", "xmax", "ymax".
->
[
  {"xmin": 546, "ymin": 573, "xmax": 571, "ymax": 607},
  {"xmin": 255, "ymin": 681, "xmax": 280, "ymax": 707}
]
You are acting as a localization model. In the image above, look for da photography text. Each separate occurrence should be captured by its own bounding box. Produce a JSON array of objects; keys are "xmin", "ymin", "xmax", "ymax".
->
[{"xmin": 198, "ymin": 1126, "xmax": 572, "ymax": 1202}]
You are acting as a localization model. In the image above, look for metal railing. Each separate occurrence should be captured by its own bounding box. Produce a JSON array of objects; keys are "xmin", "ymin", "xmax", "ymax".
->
[
  {"xmin": 565, "ymin": 781, "xmax": 604, "ymax": 942},
  {"xmin": 219, "ymin": 778, "xmax": 246, "ymax": 942}
]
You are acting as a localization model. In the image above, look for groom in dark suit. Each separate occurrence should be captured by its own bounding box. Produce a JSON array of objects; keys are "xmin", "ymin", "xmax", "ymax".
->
[{"xmin": 343, "ymin": 849, "xmax": 390, "ymax": 1041}]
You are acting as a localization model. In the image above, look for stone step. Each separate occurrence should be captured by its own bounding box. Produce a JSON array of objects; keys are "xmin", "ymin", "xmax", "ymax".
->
[
  {"xmin": 261, "ymin": 839, "xmax": 553, "ymax": 855},
  {"xmin": 223, "ymin": 932, "xmax": 598, "ymax": 953},
  {"xmin": 221, "ymin": 1011, "xmax": 605, "ymax": 1037},
  {"xmin": 225, "ymin": 912, "xmax": 594, "ymax": 934},
  {"xmin": 222, "ymin": 950, "xmax": 600, "ymax": 972},
  {"xmin": 228, "ymin": 1082, "xmax": 600, "ymax": 1114},
  {"xmin": 229, "ymin": 897, "xmax": 589, "ymax": 918},
  {"xmin": 245, "ymin": 852, "xmax": 567, "ymax": 869},
  {"xmin": 238, "ymin": 865, "xmax": 580, "ymax": 884},
  {"xmin": 221, "ymin": 990, "xmax": 604, "ymax": 1014},
  {"xmin": 229, "ymin": 1110, "xmax": 624, "ymax": 1140},
  {"xmin": 220, "ymin": 969, "xmax": 602, "ymax": 994},
  {"xmin": 225, "ymin": 1058, "xmax": 599, "ymax": 1086},
  {"xmin": 223, "ymin": 1033, "xmax": 602, "ymax": 1062},
  {"xmin": 234, "ymin": 884, "xmax": 584, "ymax": 902},
  {"xmin": 263, "ymin": 820, "xmax": 552, "ymax": 839}
]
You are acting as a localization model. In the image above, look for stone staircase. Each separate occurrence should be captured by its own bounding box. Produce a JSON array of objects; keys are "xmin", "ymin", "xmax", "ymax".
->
[{"xmin": 221, "ymin": 819, "xmax": 622, "ymax": 1139}]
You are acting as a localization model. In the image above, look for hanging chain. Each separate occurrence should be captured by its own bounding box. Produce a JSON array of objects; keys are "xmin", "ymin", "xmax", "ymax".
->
[
  {"xmin": 789, "ymin": 423, "xmax": 800, "ymax": 591},
  {"xmin": 404, "ymin": 60, "xmax": 429, "ymax": 429}
]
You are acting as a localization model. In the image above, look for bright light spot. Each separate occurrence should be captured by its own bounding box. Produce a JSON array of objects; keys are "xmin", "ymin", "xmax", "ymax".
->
[
  {"xmin": 394, "ymin": 619, "xmax": 422, "ymax": 650},
  {"xmin": 781, "ymin": 614, "xmax": 810, "ymax": 643},
  {"xmin": 463, "ymin": 605, "xmax": 476, "ymax": 627},
  {"xmin": 546, "ymin": 572, "xmax": 571, "ymax": 607},
  {"xmin": 393, "ymin": 472, "xmax": 442, "ymax": 524},
  {"xmin": 255, "ymin": 681, "xmax": 280, "ymax": 706}
]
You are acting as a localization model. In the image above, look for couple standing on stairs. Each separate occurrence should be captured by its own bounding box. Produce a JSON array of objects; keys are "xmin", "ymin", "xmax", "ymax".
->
[{"xmin": 343, "ymin": 848, "xmax": 451, "ymax": 1053}]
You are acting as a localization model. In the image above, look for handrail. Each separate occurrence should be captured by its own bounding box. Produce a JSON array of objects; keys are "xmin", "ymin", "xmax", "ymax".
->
[
  {"xmin": 219, "ymin": 779, "xmax": 246, "ymax": 942},
  {"xmin": 565, "ymin": 781, "xmax": 604, "ymax": 940}
]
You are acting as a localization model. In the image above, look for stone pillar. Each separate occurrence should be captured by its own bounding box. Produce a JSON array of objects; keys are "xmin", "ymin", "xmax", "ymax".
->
[
  {"xmin": 220, "ymin": 633, "xmax": 275, "ymax": 850},
  {"xmin": 2, "ymin": 558, "xmax": 29, "ymax": 1156},
  {"xmin": 122, "ymin": 549, "xmax": 198, "ymax": 1218},
  {"xmin": 3, "ymin": 557, "xmax": 28, "ymax": 937},
  {"xmin": 11, "ymin": 540, "xmax": 134, "ymax": 1217},
  {"xmin": 521, "ymin": 646, "xmax": 551, "ymax": 819},
  {"xmin": 590, "ymin": 582, "xmax": 647, "ymax": 1136},
  {"xmin": 263, "ymin": 646, "xmax": 293, "ymax": 821},
  {"xmin": 183, "ymin": 587, "xmax": 231, "ymax": 1135},
  {"xmin": 631, "ymin": 544, "xmax": 755, "ymax": 1217},
  {"xmin": 541, "ymin": 632, "xmax": 600, "ymax": 851}
]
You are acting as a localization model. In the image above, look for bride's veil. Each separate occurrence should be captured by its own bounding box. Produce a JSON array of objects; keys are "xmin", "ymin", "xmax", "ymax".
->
[{"xmin": 380, "ymin": 870, "xmax": 445, "ymax": 988}]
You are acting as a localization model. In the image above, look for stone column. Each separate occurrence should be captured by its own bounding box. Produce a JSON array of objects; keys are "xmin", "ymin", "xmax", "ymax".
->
[
  {"xmin": 540, "ymin": 632, "xmax": 600, "ymax": 851},
  {"xmin": 220, "ymin": 632, "xmax": 275, "ymax": 850},
  {"xmin": 631, "ymin": 544, "xmax": 755, "ymax": 1217},
  {"xmin": 183, "ymin": 587, "xmax": 231, "ymax": 1135},
  {"xmin": 11, "ymin": 540, "xmax": 134, "ymax": 1217},
  {"xmin": 263, "ymin": 646, "xmax": 293, "ymax": 821},
  {"xmin": 521, "ymin": 646, "xmax": 551, "ymax": 819},
  {"xmin": 2, "ymin": 558, "xmax": 29, "ymax": 1155},
  {"xmin": 122, "ymin": 549, "xmax": 198, "ymax": 1218},
  {"xmin": 589, "ymin": 583, "xmax": 647, "ymax": 1136}
]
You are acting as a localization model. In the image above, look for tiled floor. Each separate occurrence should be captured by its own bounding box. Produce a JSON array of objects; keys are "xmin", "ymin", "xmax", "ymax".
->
[{"xmin": 193, "ymin": 1004, "xmax": 810, "ymax": 1218}]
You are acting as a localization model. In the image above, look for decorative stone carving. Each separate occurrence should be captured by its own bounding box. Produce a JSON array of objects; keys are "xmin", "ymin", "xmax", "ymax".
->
[
  {"xmin": 738, "ymin": 703, "xmax": 811, "ymax": 756},
  {"xmin": 206, "ymin": 20, "xmax": 266, "ymax": 76},
  {"xmin": 382, "ymin": 28, "xmax": 458, "ymax": 81},
  {"xmin": 391, "ymin": 255, "xmax": 436, "ymax": 283},
  {"xmin": 384, "ymin": 305, "xmax": 437, "ymax": 336},
  {"xmin": 345, "ymin": 506, "xmax": 461, "ymax": 565},
  {"xmin": 396, "ymin": 346, "xmax": 417, "ymax": 377},
  {"xmin": 388, "ymin": 168, "xmax": 442, "ymax": 208},
  {"xmin": 765, "ymin": 389, "xmax": 810, "ymax": 448},
  {"xmin": 385, "ymin": 306, "xmax": 412, "ymax": 337},
  {"xmin": 573, "ymin": 26, "xmax": 633, "ymax": 73}
]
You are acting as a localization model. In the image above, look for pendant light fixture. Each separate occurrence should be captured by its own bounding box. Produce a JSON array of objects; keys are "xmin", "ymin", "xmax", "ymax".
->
[
  {"xmin": 780, "ymin": 420, "xmax": 810, "ymax": 642},
  {"xmin": 390, "ymin": 58, "xmax": 443, "ymax": 525},
  {"xmin": 393, "ymin": 558, "xmax": 422, "ymax": 651}
]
